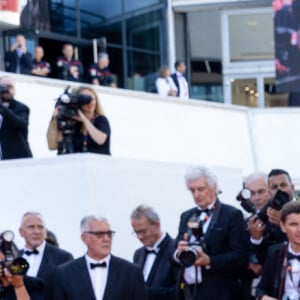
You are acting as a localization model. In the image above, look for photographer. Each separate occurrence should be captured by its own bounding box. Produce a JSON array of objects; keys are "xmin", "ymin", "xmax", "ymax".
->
[
  {"xmin": 174, "ymin": 166, "xmax": 249, "ymax": 300},
  {"xmin": 0, "ymin": 76, "xmax": 33, "ymax": 160},
  {"xmin": 0, "ymin": 233, "xmax": 43, "ymax": 300},
  {"xmin": 47, "ymin": 86, "xmax": 111, "ymax": 155},
  {"xmin": 248, "ymin": 169, "xmax": 295, "ymax": 266},
  {"xmin": 4, "ymin": 34, "xmax": 32, "ymax": 75}
]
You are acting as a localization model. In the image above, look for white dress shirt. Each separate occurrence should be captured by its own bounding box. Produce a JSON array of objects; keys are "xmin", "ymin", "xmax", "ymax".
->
[
  {"xmin": 85, "ymin": 254, "xmax": 110, "ymax": 300},
  {"xmin": 23, "ymin": 240, "xmax": 46, "ymax": 277},
  {"xmin": 183, "ymin": 202, "xmax": 215, "ymax": 284},
  {"xmin": 284, "ymin": 244, "xmax": 300, "ymax": 299},
  {"xmin": 143, "ymin": 232, "xmax": 166, "ymax": 281}
]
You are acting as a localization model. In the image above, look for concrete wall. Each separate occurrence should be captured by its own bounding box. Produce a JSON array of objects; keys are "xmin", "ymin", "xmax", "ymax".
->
[{"xmin": 2, "ymin": 72, "xmax": 300, "ymax": 183}]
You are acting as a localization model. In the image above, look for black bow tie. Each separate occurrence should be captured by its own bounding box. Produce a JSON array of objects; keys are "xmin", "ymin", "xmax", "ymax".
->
[
  {"xmin": 287, "ymin": 252, "xmax": 300, "ymax": 261},
  {"xmin": 145, "ymin": 249, "xmax": 157, "ymax": 255},
  {"xmin": 24, "ymin": 249, "xmax": 39, "ymax": 256},
  {"xmin": 195, "ymin": 208, "xmax": 210, "ymax": 217},
  {"xmin": 90, "ymin": 262, "xmax": 107, "ymax": 269}
]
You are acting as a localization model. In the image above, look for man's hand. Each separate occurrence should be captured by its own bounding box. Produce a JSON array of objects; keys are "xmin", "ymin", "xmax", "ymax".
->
[
  {"xmin": 194, "ymin": 247, "xmax": 210, "ymax": 267},
  {"xmin": 267, "ymin": 207, "xmax": 280, "ymax": 225},
  {"xmin": 248, "ymin": 263, "xmax": 262, "ymax": 276},
  {"xmin": 248, "ymin": 216, "xmax": 266, "ymax": 240},
  {"xmin": 3, "ymin": 268, "xmax": 24, "ymax": 288}
]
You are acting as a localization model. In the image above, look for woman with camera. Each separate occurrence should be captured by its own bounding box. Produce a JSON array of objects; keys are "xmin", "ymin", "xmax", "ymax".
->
[{"xmin": 47, "ymin": 86, "xmax": 111, "ymax": 155}]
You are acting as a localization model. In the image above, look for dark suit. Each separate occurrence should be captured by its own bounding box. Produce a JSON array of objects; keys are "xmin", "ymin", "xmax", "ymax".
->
[
  {"xmin": 176, "ymin": 199, "xmax": 249, "ymax": 300},
  {"xmin": 133, "ymin": 233, "xmax": 178, "ymax": 300},
  {"xmin": 256, "ymin": 242, "xmax": 288, "ymax": 299},
  {"xmin": 54, "ymin": 255, "xmax": 147, "ymax": 300},
  {"xmin": 0, "ymin": 99, "xmax": 33, "ymax": 160},
  {"xmin": 22, "ymin": 243, "xmax": 73, "ymax": 300},
  {"xmin": 4, "ymin": 50, "xmax": 32, "ymax": 75}
]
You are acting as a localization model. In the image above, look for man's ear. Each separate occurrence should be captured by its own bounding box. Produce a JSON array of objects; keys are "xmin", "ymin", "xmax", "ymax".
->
[{"xmin": 280, "ymin": 221, "xmax": 287, "ymax": 234}]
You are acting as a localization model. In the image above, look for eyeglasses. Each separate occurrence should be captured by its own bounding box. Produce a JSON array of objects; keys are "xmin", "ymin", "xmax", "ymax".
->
[
  {"xmin": 132, "ymin": 226, "xmax": 152, "ymax": 238},
  {"xmin": 85, "ymin": 230, "xmax": 115, "ymax": 239}
]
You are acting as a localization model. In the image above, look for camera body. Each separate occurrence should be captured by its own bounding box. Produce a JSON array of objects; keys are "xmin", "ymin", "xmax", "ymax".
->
[
  {"xmin": 56, "ymin": 86, "xmax": 92, "ymax": 132},
  {"xmin": 178, "ymin": 239, "xmax": 206, "ymax": 267},
  {"xmin": 0, "ymin": 230, "xmax": 29, "ymax": 275},
  {"xmin": 178, "ymin": 213, "xmax": 207, "ymax": 267},
  {"xmin": 236, "ymin": 187, "xmax": 290, "ymax": 224}
]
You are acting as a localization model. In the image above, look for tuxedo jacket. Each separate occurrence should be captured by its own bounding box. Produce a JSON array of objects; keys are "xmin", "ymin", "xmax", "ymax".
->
[
  {"xmin": 133, "ymin": 233, "xmax": 178, "ymax": 300},
  {"xmin": 21, "ymin": 243, "xmax": 73, "ymax": 300},
  {"xmin": 256, "ymin": 242, "xmax": 289, "ymax": 299},
  {"xmin": 54, "ymin": 255, "xmax": 147, "ymax": 300},
  {"xmin": 0, "ymin": 99, "xmax": 32, "ymax": 159},
  {"xmin": 4, "ymin": 50, "xmax": 33, "ymax": 75},
  {"xmin": 176, "ymin": 199, "xmax": 249, "ymax": 300}
]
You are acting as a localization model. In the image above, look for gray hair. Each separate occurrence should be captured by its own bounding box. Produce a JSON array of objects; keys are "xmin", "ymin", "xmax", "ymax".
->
[
  {"xmin": 80, "ymin": 215, "xmax": 108, "ymax": 233},
  {"xmin": 185, "ymin": 165, "xmax": 220, "ymax": 192},
  {"xmin": 20, "ymin": 211, "xmax": 46, "ymax": 227},
  {"xmin": 131, "ymin": 204, "xmax": 160, "ymax": 223},
  {"xmin": 98, "ymin": 52, "xmax": 109, "ymax": 60},
  {"xmin": 244, "ymin": 172, "xmax": 268, "ymax": 187}
]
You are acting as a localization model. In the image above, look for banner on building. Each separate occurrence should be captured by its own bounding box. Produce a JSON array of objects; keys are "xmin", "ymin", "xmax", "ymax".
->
[
  {"xmin": 0, "ymin": 0, "xmax": 20, "ymax": 28},
  {"xmin": 274, "ymin": 0, "xmax": 300, "ymax": 92}
]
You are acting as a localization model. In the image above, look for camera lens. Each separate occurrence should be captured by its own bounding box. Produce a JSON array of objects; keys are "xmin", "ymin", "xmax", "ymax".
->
[{"xmin": 178, "ymin": 248, "xmax": 199, "ymax": 267}]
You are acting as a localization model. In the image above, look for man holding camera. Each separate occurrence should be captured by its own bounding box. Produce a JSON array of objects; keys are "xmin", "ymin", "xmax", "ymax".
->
[
  {"xmin": 4, "ymin": 34, "xmax": 32, "ymax": 75},
  {"xmin": 0, "ymin": 76, "xmax": 32, "ymax": 160},
  {"xmin": 248, "ymin": 169, "xmax": 295, "ymax": 265},
  {"xmin": 175, "ymin": 165, "xmax": 249, "ymax": 300},
  {"xmin": 131, "ymin": 204, "xmax": 178, "ymax": 300}
]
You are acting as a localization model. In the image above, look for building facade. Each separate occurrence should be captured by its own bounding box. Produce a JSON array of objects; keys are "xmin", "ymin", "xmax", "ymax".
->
[{"xmin": 0, "ymin": 0, "xmax": 283, "ymax": 107}]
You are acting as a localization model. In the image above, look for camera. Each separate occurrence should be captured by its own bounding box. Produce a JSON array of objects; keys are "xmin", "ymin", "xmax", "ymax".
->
[
  {"xmin": 0, "ymin": 230, "xmax": 29, "ymax": 275},
  {"xmin": 236, "ymin": 186, "xmax": 290, "ymax": 224},
  {"xmin": 56, "ymin": 86, "xmax": 92, "ymax": 121},
  {"xmin": 178, "ymin": 214, "xmax": 207, "ymax": 267}
]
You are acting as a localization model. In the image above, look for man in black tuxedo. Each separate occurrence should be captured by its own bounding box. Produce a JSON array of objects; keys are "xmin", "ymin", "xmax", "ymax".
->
[
  {"xmin": 175, "ymin": 165, "xmax": 249, "ymax": 300},
  {"xmin": 131, "ymin": 204, "xmax": 178, "ymax": 300},
  {"xmin": 54, "ymin": 215, "xmax": 147, "ymax": 300},
  {"xmin": 19, "ymin": 212, "xmax": 73, "ymax": 300},
  {"xmin": 171, "ymin": 61, "xmax": 189, "ymax": 99},
  {"xmin": 4, "ymin": 35, "xmax": 32, "ymax": 75},
  {"xmin": 256, "ymin": 201, "xmax": 300, "ymax": 299},
  {"xmin": 0, "ymin": 76, "xmax": 32, "ymax": 160}
]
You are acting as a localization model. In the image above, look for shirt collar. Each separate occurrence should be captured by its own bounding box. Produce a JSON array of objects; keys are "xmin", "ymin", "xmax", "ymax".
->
[
  {"xmin": 24, "ymin": 240, "xmax": 46, "ymax": 254},
  {"xmin": 146, "ymin": 232, "xmax": 166, "ymax": 252},
  {"xmin": 85, "ymin": 253, "xmax": 111, "ymax": 265}
]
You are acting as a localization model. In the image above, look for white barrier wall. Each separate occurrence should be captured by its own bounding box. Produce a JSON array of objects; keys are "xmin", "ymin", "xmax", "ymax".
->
[
  {"xmin": 0, "ymin": 154, "xmax": 243, "ymax": 260},
  {"xmin": 2, "ymin": 72, "xmax": 300, "ymax": 181}
]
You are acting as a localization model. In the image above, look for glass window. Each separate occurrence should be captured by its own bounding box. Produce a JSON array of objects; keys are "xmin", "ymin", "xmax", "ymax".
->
[
  {"xmin": 229, "ymin": 13, "xmax": 274, "ymax": 62},
  {"xmin": 49, "ymin": 0, "xmax": 77, "ymax": 35},
  {"xmin": 231, "ymin": 78, "xmax": 258, "ymax": 107},
  {"xmin": 79, "ymin": 0, "xmax": 122, "ymax": 19},
  {"xmin": 126, "ymin": 11, "xmax": 162, "ymax": 51},
  {"xmin": 81, "ymin": 21, "xmax": 122, "ymax": 45},
  {"xmin": 127, "ymin": 50, "xmax": 160, "ymax": 92},
  {"xmin": 264, "ymin": 77, "xmax": 288, "ymax": 107},
  {"xmin": 124, "ymin": 0, "xmax": 160, "ymax": 13}
]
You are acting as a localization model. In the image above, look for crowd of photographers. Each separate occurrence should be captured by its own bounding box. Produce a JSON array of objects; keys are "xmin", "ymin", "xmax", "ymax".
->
[{"xmin": 0, "ymin": 165, "xmax": 298, "ymax": 300}]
